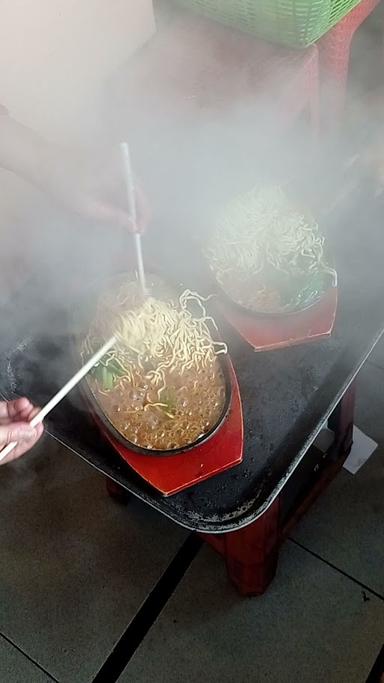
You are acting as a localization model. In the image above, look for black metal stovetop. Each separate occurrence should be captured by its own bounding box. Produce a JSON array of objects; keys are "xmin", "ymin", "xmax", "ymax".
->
[{"xmin": 0, "ymin": 191, "xmax": 383, "ymax": 533}]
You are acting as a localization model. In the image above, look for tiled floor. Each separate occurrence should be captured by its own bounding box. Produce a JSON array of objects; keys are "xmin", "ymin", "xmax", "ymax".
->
[
  {"xmin": 0, "ymin": 357, "xmax": 383, "ymax": 682},
  {"xmin": 121, "ymin": 543, "xmax": 383, "ymax": 683},
  {"xmin": 0, "ymin": 635, "xmax": 52, "ymax": 683},
  {"xmin": 0, "ymin": 442, "xmax": 187, "ymax": 682}
]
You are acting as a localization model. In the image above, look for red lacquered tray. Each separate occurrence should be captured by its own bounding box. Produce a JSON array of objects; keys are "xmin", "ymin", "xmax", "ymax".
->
[
  {"xmin": 93, "ymin": 360, "xmax": 243, "ymax": 496},
  {"xmin": 216, "ymin": 287, "xmax": 338, "ymax": 351}
]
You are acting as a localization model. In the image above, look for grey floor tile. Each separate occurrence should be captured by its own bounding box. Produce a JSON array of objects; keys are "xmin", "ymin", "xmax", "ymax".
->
[
  {"xmin": 120, "ymin": 543, "xmax": 384, "ymax": 683},
  {"xmin": 0, "ymin": 438, "xmax": 186, "ymax": 683},
  {"xmin": 291, "ymin": 448, "xmax": 384, "ymax": 596},
  {"xmin": 0, "ymin": 635, "xmax": 53, "ymax": 683},
  {"xmin": 291, "ymin": 362, "xmax": 384, "ymax": 596}
]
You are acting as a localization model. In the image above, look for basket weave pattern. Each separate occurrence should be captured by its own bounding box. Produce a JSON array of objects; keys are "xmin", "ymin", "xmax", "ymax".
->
[{"xmin": 174, "ymin": 0, "xmax": 363, "ymax": 47}]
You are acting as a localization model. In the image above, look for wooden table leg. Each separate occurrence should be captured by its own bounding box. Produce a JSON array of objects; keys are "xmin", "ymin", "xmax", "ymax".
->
[
  {"xmin": 328, "ymin": 382, "xmax": 356, "ymax": 460},
  {"xmin": 202, "ymin": 498, "xmax": 281, "ymax": 597},
  {"xmin": 201, "ymin": 382, "xmax": 356, "ymax": 597}
]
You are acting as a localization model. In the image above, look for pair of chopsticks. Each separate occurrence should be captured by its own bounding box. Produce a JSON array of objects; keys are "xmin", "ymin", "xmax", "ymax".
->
[
  {"xmin": 121, "ymin": 142, "xmax": 147, "ymax": 296},
  {"xmin": 0, "ymin": 142, "xmax": 147, "ymax": 463}
]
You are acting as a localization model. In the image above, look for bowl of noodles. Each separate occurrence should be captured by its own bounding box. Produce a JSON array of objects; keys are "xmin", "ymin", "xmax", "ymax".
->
[
  {"xmin": 77, "ymin": 273, "xmax": 232, "ymax": 456},
  {"xmin": 204, "ymin": 186, "xmax": 337, "ymax": 317}
]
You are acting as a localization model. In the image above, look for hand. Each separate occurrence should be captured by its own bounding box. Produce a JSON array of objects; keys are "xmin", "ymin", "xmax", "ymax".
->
[
  {"xmin": 0, "ymin": 398, "xmax": 44, "ymax": 465},
  {"xmin": 40, "ymin": 146, "xmax": 150, "ymax": 233}
]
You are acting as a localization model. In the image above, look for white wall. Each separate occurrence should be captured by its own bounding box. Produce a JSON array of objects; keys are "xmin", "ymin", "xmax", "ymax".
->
[
  {"xmin": 0, "ymin": 0, "xmax": 156, "ymax": 142},
  {"xmin": 0, "ymin": 0, "xmax": 156, "ymax": 299}
]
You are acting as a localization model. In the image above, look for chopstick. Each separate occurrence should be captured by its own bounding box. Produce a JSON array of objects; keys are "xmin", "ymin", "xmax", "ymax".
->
[
  {"xmin": 120, "ymin": 142, "xmax": 147, "ymax": 296},
  {"xmin": 0, "ymin": 336, "xmax": 116, "ymax": 463}
]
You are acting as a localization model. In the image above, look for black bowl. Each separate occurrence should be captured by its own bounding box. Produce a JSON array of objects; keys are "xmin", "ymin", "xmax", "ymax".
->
[
  {"xmin": 216, "ymin": 264, "xmax": 338, "ymax": 319},
  {"xmin": 72, "ymin": 272, "xmax": 233, "ymax": 457}
]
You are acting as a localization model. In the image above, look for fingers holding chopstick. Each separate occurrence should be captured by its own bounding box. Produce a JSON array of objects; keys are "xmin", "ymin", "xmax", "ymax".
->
[
  {"xmin": 0, "ymin": 337, "xmax": 115, "ymax": 465},
  {"xmin": 0, "ymin": 400, "xmax": 44, "ymax": 465},
  {"xmin": 0, "ymin": 397, "xmax": 38, "ymax": 424}
]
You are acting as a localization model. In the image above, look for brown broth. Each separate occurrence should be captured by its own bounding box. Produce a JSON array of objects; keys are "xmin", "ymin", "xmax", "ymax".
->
[{"xmin": 88, "ymin": 359, "xmax": 226, "ymax": 451}]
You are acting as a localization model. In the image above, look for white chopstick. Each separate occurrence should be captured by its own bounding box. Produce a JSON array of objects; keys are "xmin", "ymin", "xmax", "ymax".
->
[
  {"xmin": 120, "ymin": 142, "xmax": 147, "ymax": 296},
  {"xmin": 0, "ymin": 336, "xmax": 116, "ymax": 463}
]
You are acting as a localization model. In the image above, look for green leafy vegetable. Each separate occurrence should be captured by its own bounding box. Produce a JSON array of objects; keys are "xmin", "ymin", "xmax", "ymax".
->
[{"xmin": 90, "ymin": 359, "xmax": 127, "ymax": 392}]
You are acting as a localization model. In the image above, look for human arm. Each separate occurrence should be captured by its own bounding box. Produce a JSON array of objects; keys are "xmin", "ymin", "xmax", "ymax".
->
[{"xmin": 0, "ymin": 108, "xmax": 149, "ymax": 231}]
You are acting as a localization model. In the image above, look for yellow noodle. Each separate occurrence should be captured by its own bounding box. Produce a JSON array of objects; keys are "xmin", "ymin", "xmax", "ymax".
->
[
  {"xmin": 82, "ymin": 286, "xmax": 227, "ymax": 406},
  {"xmin": 205, "ymin": 185, "xmax": 328, "ymax": 284}
]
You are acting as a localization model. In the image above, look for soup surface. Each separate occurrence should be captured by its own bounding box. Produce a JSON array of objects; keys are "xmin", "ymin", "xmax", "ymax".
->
[{"xmin": 83, "ymin": 275, "xmax": 227, "ymax": 451}]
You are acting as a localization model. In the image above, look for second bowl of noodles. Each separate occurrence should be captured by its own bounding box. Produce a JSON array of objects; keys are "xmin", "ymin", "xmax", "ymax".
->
[{"xmin": 204, "ymin": 186, "xmax": 337, "ymax": 316}]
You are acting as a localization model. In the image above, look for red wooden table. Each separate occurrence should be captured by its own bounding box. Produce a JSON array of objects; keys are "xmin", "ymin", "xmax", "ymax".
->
[{"xmin": 318, "ymin": 0, "xmax": 381, "ymax": 127}]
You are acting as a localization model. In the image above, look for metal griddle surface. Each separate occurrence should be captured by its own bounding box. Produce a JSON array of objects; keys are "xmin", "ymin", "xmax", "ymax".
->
[{"xmin": 0, "ymin": 192, "xmax": 383, "ymax": 533}]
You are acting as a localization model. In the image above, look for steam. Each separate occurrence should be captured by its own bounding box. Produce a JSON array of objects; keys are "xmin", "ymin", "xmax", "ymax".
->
[{"xmin": 1, "ymin": 0, "xmax": 384, "ymax": 437}]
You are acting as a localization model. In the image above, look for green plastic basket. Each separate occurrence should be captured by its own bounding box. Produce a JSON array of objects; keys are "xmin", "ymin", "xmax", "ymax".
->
[{"xmin": 173, "ymin": 0, "xmax": 363, "ymax": 47}]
